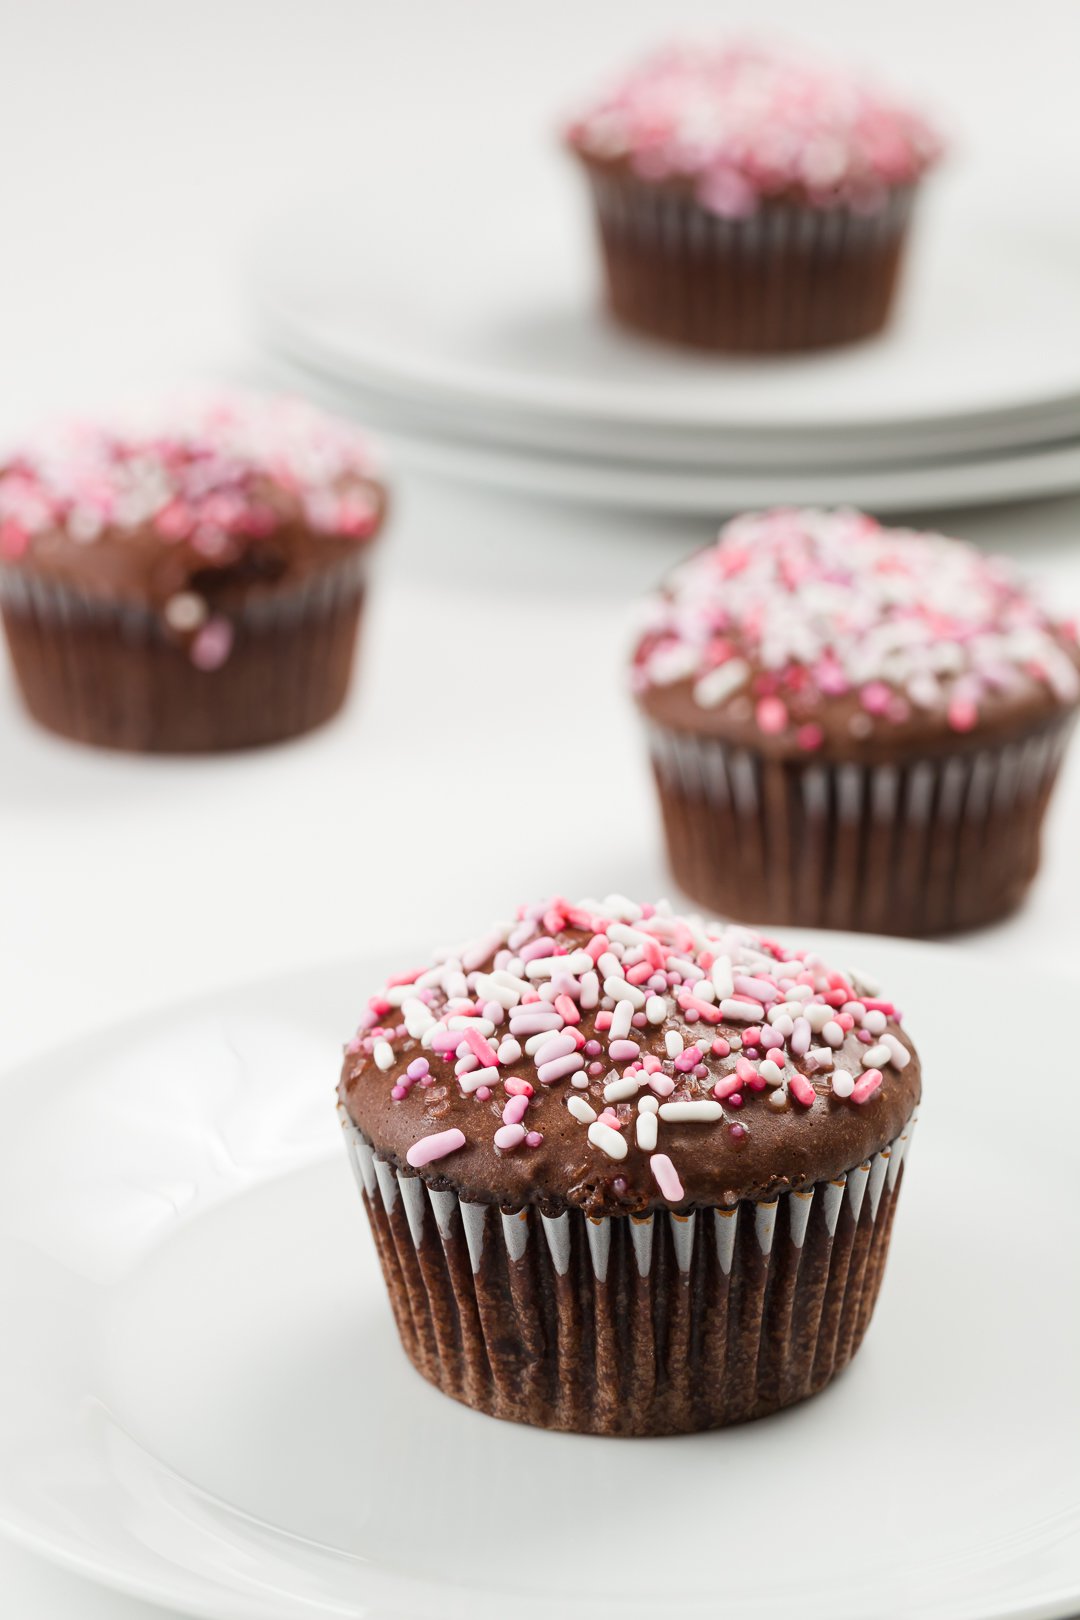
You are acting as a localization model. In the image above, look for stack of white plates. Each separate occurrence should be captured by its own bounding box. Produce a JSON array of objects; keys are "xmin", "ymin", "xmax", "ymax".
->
[{"xmin": 253, "ymin": 177, "xmax": 1080, "ymax": 514}]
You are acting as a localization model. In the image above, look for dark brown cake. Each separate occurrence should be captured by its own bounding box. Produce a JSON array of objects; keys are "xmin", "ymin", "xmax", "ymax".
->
[
  {"xmin": 0, "ymin": 392, "xmax": 386, "ymax": 752},
  {"xmin": 338, "ymin": 893, "xmax": 921, "ymax": 1436},
  {"xmin": 565, "ymin": 42, "xmax": 942, "ymax": 353},
  {"xmin": 633, "ymin": 510, "xmax": 1080, "ymax": 935}
]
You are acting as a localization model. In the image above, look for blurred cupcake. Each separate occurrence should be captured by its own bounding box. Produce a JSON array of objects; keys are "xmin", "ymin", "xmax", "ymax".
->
[
  {"xmin": 566, "ymin": 41, "xmax": 942, "ymax": 352},
  {"xmin": 0, "ymin": 391, "xmax": 385, "ymax": 752},
  {"xmin": 338, "ymin": 892, "xmax": 921, "ymax": 1436},
  {"xmin": 634, "ymin": 509, "xmax": 1080, "ymax": 936}
]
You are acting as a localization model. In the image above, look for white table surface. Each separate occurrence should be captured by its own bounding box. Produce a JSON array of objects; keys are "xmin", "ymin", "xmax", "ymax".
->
[{"xmin": 1, "ymin": 0, "xmax": 1078, "ymax": 1613}]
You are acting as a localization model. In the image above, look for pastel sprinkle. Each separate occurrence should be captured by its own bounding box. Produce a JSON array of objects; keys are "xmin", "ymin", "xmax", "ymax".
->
[{"xmin": 406, "ymin": 1128, "xmax": 466, "ymax": 1168}]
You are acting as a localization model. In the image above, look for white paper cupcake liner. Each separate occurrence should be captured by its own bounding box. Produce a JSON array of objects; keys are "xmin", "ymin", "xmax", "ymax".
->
[
  {"xmin": 340, "ymin": 1106, "xmax": 917, "ymax": 1436},
  {"xmin": 647, "ymin": 719, "xmax": 1075, "ymax": 935}
]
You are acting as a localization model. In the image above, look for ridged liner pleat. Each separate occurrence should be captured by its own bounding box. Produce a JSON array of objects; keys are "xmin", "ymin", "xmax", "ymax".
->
[
  {"xmin": 647, "ymin": 719, "xmax": 1075, "ymax": 936},
  {"xmin": 0, "ymin": 555, "xmax": 369, "ymax": 752},
  {"xmin": 585, "ymin": 172, "xmax": 916, "ymax": 352},
  {"xmin": 341, "ymin": 1108, "xmax": 916, "ymax": 1437}
]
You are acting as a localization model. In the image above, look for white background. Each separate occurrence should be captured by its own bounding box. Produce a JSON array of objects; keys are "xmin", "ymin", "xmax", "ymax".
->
[{"xmin": 1, "ymin": 1, "xmax": 1079, "ymax": 1613}]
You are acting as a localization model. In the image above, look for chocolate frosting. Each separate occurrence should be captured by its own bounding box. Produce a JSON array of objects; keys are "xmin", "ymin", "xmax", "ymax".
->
[{"xmin": 339, "ymin": 898, "xmax": 921, "ymax": 1217}]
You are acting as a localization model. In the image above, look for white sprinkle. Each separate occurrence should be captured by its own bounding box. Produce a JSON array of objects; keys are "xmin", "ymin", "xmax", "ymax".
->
[
  {"xmin": 693, "ymin": 658, "xmax": 749, "ymax": 708},
  {"xmin": 658, "ymin": 1100, "xmax": 724, "ymax": 1122},
  {"xmin": 710, "ymin": 954, "xmax": 734, "ymax": 1000},
  {"xmin": 636, "ymin": 1112, "xmax": 658, "ymax": 1151},
  {"xmin": 862, "ymin": 1043, "xmax": 892, "ymax": 1068},
  {"xmin": 832, "ymin": 1069, "xmax": 855, "ymax": 1098},
  {"xmin": 525, "ymin": 949, "xmax": 593, "ymax": 980},
  {"xmin": 538, "ymin": 1053, "xmax": 585, "ymax": 1084},
  {"xmin": 373, "ymin": 1040, "xmax": 395, "ymax": 1071},
  {"xmin": 604, "ymin": 1075, "xmax": 642, "ymax": 1103},
  {"xmin": 637, "ymin": 1094, "xmax": 659, "ymax": 1114},
  {"xmin": 863, "ymin": 1009, "xmax": 887, "ymax": 1036},
  {"xmin": 807, "ymin": 1045, "xmax": 834, "ymax": 1070},
  {"xmin": 882, "ymin": 1033, "xmax": 911, "ymax": 1069},
  {"xmin": 447, "ymin": 1015, "xmax": 495, "ymax": 1036},
  {"xmin": 645, "ymin": 994, "xmax": 669, "ymax": 1024},
  {"xmin": 459, "ymin": 1065, "xmax": 499, "ymax": 1093},
  {"xmin": 567, "ymin": 1096, "xmax": 596, "ymax": 1124},
  {"xmin": 822, "ymin": 1020, "xmax": 845, "ymax": 1048},
  {"xmin": 497, "ymin": 1037, "xmax": 522, "ymax": 1065},
  {"xmin": 759, "ymin": 1059, "xmax": 785, "ymax": 1087},
  {"xmin": 588, "ymin": 1121, "xmax": 628, "ymax": 1160},
  {"xmin": 664, "ymin": 1030, "xmax": 684, "ymax": 1059},
  {"xmin": 597, "ymin": 952, "xmax": 624, "ymax": 980},
  {"xmin": 768, "ymin": 1088, "xmax": 788, "ymax": 1109},
  {"xmin": 719, "ymin": 998, "xmax": 765, "ymax": 1022},
  {"xmin": 604, "ymin": 975, "xmax": 646, "ymax": 1009},
  {"xmin": 610, "ymin": 999, "xmax": 636, "ymax": 1041},
  {"xmin": 579, "ymin": 970, "xmax": 600, "ymax": 1009},
  {"xmin": 402, "ymin": 997, "xmax": 436, "ymax": 1039},
  {"xmin": 805, "ymin": 1003, "xmax": 832, "ymax": 1032}
]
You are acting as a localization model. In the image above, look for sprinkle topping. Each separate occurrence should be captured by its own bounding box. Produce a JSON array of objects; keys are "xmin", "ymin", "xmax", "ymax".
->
[
  {"xmin": 567, "ymin": 42, "xmax": 942, "ymax": 217},
  {"xmin": 0, "ymin": 390, "xmax": 383, "ymax": 667},
  {"xmin": 341, "ymin": 895, "xmax": 917, "ymax": 1212},
  {"xmin": 634, "ymin": 508, "xmax": 1080, "ymax": 743}
]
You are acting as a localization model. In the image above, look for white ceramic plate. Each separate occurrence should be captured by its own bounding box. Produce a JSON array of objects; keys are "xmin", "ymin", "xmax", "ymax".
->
[
  {"xmin": 251, "ymin": 176, "xmax": 1080, "ymax": 462},
  {"xmin": 1, "ymin": 942, "xmax": 1078, "ymax": 1620},
  {"xmin": 368, "ymin": 419, "xmax": 1080, "ymax": 516}
]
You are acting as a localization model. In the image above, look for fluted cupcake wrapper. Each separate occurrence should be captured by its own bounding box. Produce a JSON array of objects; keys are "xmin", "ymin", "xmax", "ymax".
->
[
  {"xmin": 647, "ymin": 718, "xmax": 1075, "ymax": 936},
  {"xmin": 584, "ymin": 171, "xmax": 916, "ymax": 352},
  {"xmin": 0, "ymin": 555, "xmax": 370, "ymax": 752},
  {"xmin": 340, "ymin": 1106, "xmax": 916, "ymax": 1436}
]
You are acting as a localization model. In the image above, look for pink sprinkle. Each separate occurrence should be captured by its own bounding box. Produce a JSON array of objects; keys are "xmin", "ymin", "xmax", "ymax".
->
[
  {"xmin": 641, "ymin": 1052, "xmax": 662, "ymax": 1073},
  {"xmin": 594, "ymin": 1011, "xmax": 613, "ymax": 1031},
  {"xmin": 555, "ymin": 993, "xmax": 581, "ymax": 1025},
  {"xmin": 598, "ymin": 1108, "xmax": 622, "ymax": 1129},
  {"xmin": 711, "ymin": 1037, "xmax": 731, "ymax": 1058},
  {"xmin": 525, "ymin": 1131, "xmax": 544, "ymax": 1148},
  {"xmin": 676, "ymin": 990, "xmax": 722, "ymax": 1024},
  {"xmin": 462, "ymin": 1026, "xmax": 499, "ymax": 1068},
  {"xmin": 406, "ymin": 1128, "xmax": 466, "ymax": 1168},
  {"xmin": 797, "ymin": 723, "xmax": 824, "ymax": 752},
  {"xmin": 190, "ymin": 616, "xmax": 234, "ymax": 671},
  {"xmin": 860, "ymin": 681, "xmax": 892, "ymax": 715},
  {"xmin": 756, "ymin": 696, "xmax": 788, "ymax": 734},
  {"xmin": 0, "ymin": 520, "xmax": 28, "ymax": 559},
  {"xmin": 390, "ymin": 1085, "xmax": 407, "ymax": 1101},
  {"xmin": 650, "ymin": 1154, "xmax": 685, "ymax": 1203},
  {"xmin": 765, "ymin": 1047, "xmax": 785, "ymax": 1067},
  {"xmin": 851, "ymin": 1069, "xmax": 883, "ymax": 1103},
  {"xmin": 626, "ymin": 960, "xmax": 653, "ymax": 985},
  {"xmin": 647, "ymin": 1073, "xmax": 676, "ymax": 1097},
  {"xmin": 503, "ymin": 1076, "xmax": 534, "ymax": 1097},
  {"xmin": 585, "ymin": 934, "xmax": 610, "ymax": 962},
  {"xmin": 494, "ymin": 1123, "xmax": 527, "ymax": 1152},
  {"xmin": 406, "ymin": 1058, "xmax": 429, "ymax": 1081},
  {"xmin": 588, "ymin": 1061, "xmax": 604, "ymax": 1076},
  {"xmin": 948, "ymin": 697, "xmax": 979, "ymax": 732},
  {"xmin": 609, "ymin": 1039, "xmax": 640, "ymax": 1062},
  {"xmin": 583, "ymin": 1039, "xmax": 602, "ymax": 1057},
  {"xmin": 788, "ymin": 1074, "xmax": 816, "ymax": 1107},
  {"xmin": 729, "ymin": 1122, "xmax": 747, "ymax": 1142},
  {"xmin": 502, "ymin": 1095, "xmax": 530, "ymax": 1125},
  {"xmin": 728, "ymin": 1093, "xmax": 743, "ymax": 1108},
  {"xmin": 475, "ymin": 1085, "xmax": 492, "ymax": 1101},
  {"xmin": 713, "ymin": 1071, "xmax": 743, "ymax": 1100}
]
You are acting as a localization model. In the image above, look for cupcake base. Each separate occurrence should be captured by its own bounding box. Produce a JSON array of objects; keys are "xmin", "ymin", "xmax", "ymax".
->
[
  {"xmin": 583, "ymin": 169, "xmax": 915, "ymax": 353},
  {"xmin": 341, "ymin": 1109, "xmax": 915, "ymax": 1437},
  {"xmin": 0, "ymin": 560, "xmax": 368, "ymax": 753},
  {"xmin": 648, "ymin": 720, "xmax": 1075, "ymax": 936}
]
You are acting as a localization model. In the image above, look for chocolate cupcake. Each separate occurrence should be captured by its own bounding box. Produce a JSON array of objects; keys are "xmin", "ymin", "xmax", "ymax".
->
[
  {"xmin": 634, "ymin": 509, "xmax": 1080, "ymax": 936},
  {"xmin": 339, "ymin": 893, "xmax": 921, "ymax": 1436},
  {"xmin": 0, "ymin": 392, "xmax": 385, "ymax": 752},
  {"xmin": 565, "ymin": 42, "xmax": 942, "ymax": 352}
]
